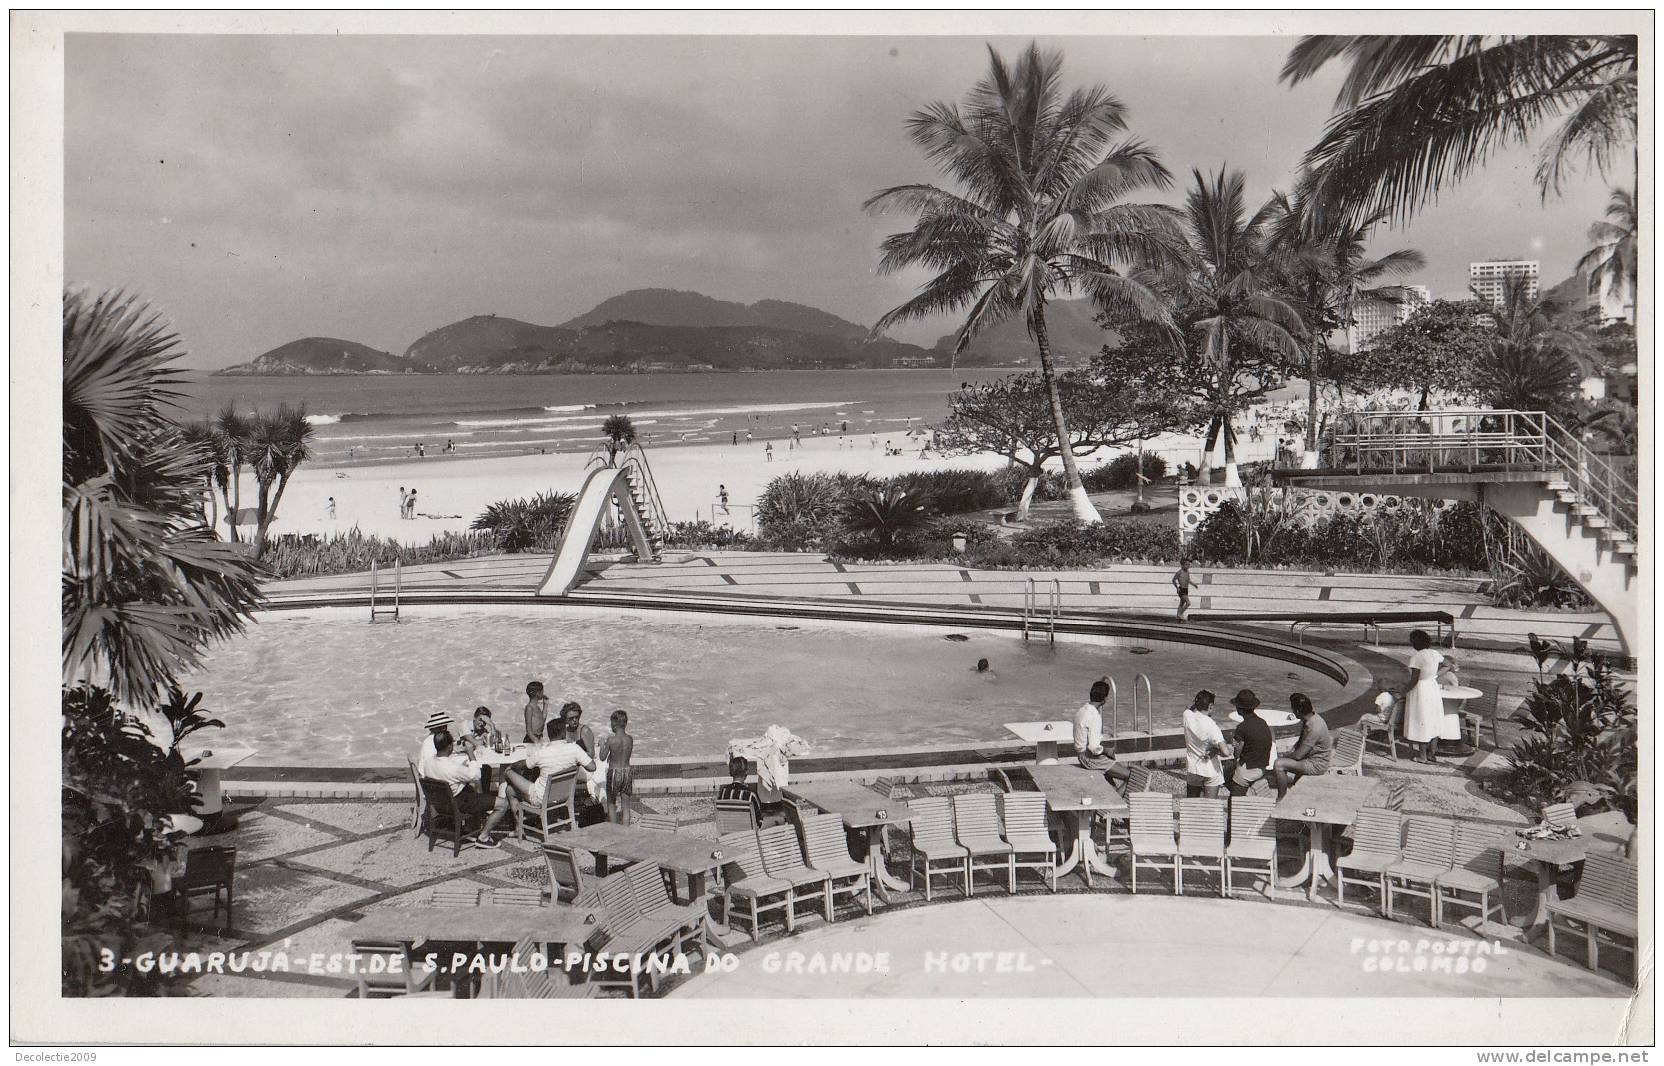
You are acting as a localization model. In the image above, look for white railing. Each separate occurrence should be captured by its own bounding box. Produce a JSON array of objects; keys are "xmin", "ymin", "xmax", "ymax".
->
[{"xmin": 1022, "ymin": 577, "xmax": 1060, "ymax": 644}]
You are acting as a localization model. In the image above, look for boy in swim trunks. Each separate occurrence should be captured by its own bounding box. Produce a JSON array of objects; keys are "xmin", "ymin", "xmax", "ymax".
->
[{"xmin": 600, "ymin": 709, "xmax": 634, "ymax": 824}]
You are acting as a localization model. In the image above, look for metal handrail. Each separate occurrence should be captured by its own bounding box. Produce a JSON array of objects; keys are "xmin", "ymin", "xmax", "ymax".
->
[
  {"xmin": 368, "ymin": 559, "xmax": 401, "ymax": 623},
  {"xmin": 1103, "ymin": 675, "xmax": 1120, "ymax": 748},
  {"xmin": 1023, "ymin": 578, "xmax": 1060, "ymax": 643},
  {"xmin": 1133, "ymin": 672, "xmax": 1154, "ymax": 745},
  {"xmin": 620, "ymin": 445, "xmax": 671, "ymax": 535}
]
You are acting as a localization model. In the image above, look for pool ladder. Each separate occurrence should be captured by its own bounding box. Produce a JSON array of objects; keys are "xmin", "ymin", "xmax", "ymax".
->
[
  {"xmin": 1103, "ymin": 674, "xmax": 1155, "ymax": 751},
  {"xmin": 369, "ymin": 559, "xmax": 402, "ymax": 624},
  {"xmin": 1022, "ymin": 578, "xmax": 1060, "ymax": 644}
]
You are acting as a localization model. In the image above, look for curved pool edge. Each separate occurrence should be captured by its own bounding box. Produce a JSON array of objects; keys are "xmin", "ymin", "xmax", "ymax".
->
[{"xmin": 227, "ymin": 587, "xmax": 1379, "ymax": 783}]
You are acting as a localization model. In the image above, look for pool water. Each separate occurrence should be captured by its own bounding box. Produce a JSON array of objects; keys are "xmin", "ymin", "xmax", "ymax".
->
[{"xmin": 177, "ymin": 608, "xmax": 1350, "ymax": 766}]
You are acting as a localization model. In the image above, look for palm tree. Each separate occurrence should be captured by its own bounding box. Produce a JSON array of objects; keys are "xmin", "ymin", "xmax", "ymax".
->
[
  {"xmin": 1263, "ymin": 186, "xmax": 1425, "ymax": 451},
  {"xmin": 600, "ymin": 414, "xmax": 637, "ymax": 466},
  {"xmin": 1577, "ymin": 186, "xmax": 1637, "ymax": 318},
  {"xmin": 839, "ymin": 485, "xmax": 935, "ymax": 554},
  {"xmin": 1169, "ymin": 168, "xmax": 1305, "ymax": 486},
  {"xmin": 63, "ymin": 289, "xmax": 266, "ymax": 706},
  {"xmin": 865, "ymin": 42, "xmax": 1179, "ymax": 523},
  {"xmin": 1281, "ymin": 36, "xmax": 1638, "ymax": 224},
  {"xmin": 210, "ymin": 405, "xmax": 251, "ymax": 542},
  {"xmin": 1478, "ymin": 275, "xmax": 1592, "ymax": 418},
  {"xmin": 246, "ymin": 405, "xmax": 314, "ymax": 553}
]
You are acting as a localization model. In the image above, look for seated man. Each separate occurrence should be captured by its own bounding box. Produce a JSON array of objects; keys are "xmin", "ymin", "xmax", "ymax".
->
[
  {"xmin": 416, "ymin": 711, "xmax": 455, "ymax": 778},
  {"xmin": 1227, "ymin": 689, "xmax": 1275, "ymax": 797},
  {"xmin": 1272, "ymin": 693, "xmax": 1332, "ymax": 799},
  {"xmin": 423, "ymin": 731, "xmax": 510, "ymax": 848},
  {"xmin": 715, "ymin": 755, "xmax": 763, "ymax": 825},
  {"xmin": 504, "ymin": 719, "xmax": 597, "ymax": 810},
  {"xmin": 1074, "ymin": 678, "xmax": 1131, "ymax": 784}
]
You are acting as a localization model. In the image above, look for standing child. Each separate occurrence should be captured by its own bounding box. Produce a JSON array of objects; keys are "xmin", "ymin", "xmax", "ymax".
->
[
  {"xmin": 1173, "ymin": 560, "xmax": 1194, "ymax": 620},
  {"xmin": 600, "ymin": 710, "xmax": 634, "ymax": 824}
]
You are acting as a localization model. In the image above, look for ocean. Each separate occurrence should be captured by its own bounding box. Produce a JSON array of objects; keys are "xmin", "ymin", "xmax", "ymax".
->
[{"xmin": 176, "ymin": 369, "xmax": 998, "ymax": 467}]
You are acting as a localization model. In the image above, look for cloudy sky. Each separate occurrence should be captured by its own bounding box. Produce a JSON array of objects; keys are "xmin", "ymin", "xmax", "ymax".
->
[{"xmin": 65, "ymin": 32, "xmax": 1623, "ymax": 368}]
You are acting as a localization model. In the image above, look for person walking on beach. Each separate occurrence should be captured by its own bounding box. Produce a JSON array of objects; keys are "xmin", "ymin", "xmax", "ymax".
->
[
  {"xmin": 599, "ymin": 709, "xmax": 635, "ymax": 825},
  {"xmin": 398, "ymin": 486, "xmax": 409, "ymax": 520},
  {"xmin": 407, "ymin": 489, "xmax": 418, "ymax": 518},
  {"xmin": 717, "ymin": 484, "xmax": 730, "ymax": 515},
  {"xmin": 1173, "ymin": 561, "xmax": 1194, "ymax": 620},
  {"xmin": 746, "ymin": 429, "xmax": 754, "ymax": 444},
  {"xmin": 732, "ymin": 431, "xmax": 738, "ymax": 446},
  {"xmin": 326, "ymin": 496, "xmax": 336, "ymax": 521},
  {"xmin": 765, "ymin": 442, "xmax": 774, "ymax": 462}
]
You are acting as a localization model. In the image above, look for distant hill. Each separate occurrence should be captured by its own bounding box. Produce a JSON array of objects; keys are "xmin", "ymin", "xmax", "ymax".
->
[
  {"xmin": 403, "ymin": 315, "xmax": 577, "ymax": 372},
  {"xmin": 932, "ymin": 298, "xmax": 1113, "ymax": 367},
  {"xmin": 215, "ymin": 338, "xmax": 430, "ymax": 375},
  {"xmin": 558, "ymin": 288, "xmax": 869, "ymax": 339}
]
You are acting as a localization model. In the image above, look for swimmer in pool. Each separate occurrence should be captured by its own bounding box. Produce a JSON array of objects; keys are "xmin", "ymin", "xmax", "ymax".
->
[{"xmin": 973, "ymin": 658, "xmax": 996, "ymax": 679}]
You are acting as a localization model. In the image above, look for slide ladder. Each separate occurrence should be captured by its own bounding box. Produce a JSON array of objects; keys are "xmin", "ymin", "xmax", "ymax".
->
[{"xmin": 535, "ymin": 449, "xmax": 670, "ymax": 597}]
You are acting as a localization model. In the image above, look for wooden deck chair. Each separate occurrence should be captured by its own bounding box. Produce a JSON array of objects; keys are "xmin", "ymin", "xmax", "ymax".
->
[
  {"xmin": 514, "ymin": 770, "xmax": 577, "ymax": 843},
  {"xmin": 1128, "ymin": 792, "xmax": 1178, "ymax": 894},
  {"xmin": 1385, "ymin": 816, "xmax": 1455, "ymax": 925},
  {"xmin": 487, "ymin": 886, "xmax": 545, "ymax": 907},
  {"xmin": 352, "ymin": 938, "xmax": 436, "ymax": 998},
  {"xmin": 543, "ymin": 841, "xmax": 585, "ymax": 904},
  {"xmin": 623, "ymin": 860, "xmax": 708, "ymax": 959},
  {"xmin": 1104, "ymin": 765, "xmax": 1153, "ymax": 850},
  {"xmin": 758, "ymin": 824, "xmax": 833, "ymax": 926},
  {"xmin": 906, "ymin": 797, "xmax": 970, "ymax": 902},
  {"xmin": 419, "ymin": 779, "xmax": 481, "ymax": 857},
  {"xmin": 1548, "ymin": 852, "xmax": 1638, "ymax": 982},
  {"xmin": 1435, "ymin": 822, "xmax": 1506, "ymax": 930},
  {"xmin": 635, "ymin": 813, "xmax": 679, "ymax": 832},
  {"xmin": 998, "ymin": 793, "xmax": 1058, "ymax": 892},
  {"xmin": 174, "ymin": 846, "xmax": 236, "ymax": 936},
  {"xmin": 1224, "ymin": 796, "xmax": 1278, "ymax": 898},
  {"xmin": 1328, "ymin": 729, "xmax": 1365, "ymax": 776},
  {"xmin": 1541, "ymin": 802, "xmax": 1579, "ymax": 829},
  {"xmin": 428, "ymin": 885, "xmax": 481, "ymax": 907},
  {"xmin": 1336, "ymin": 807, "xmax": 1402, "ymax": 914},
  {"xmin": 407, "ymin": 757, "xmax": 426, "ymax": 839},
  {"xmin": 1176, "ymin": 798, "xmax": 1228, "ymax": 897},
  {"xmin": 952, "ymin": 794, "xmax": 1016, "ymax": 895},
  {"xmin": 591, "ymin": 874, "xmax": 663, "ymax": 997},
  {"xmin": 715, "ymin": 797, "xmax": 759, "ymax": 836},
  {"xmin": 717, "ymin": 829, "xmax": 793, "ymax": 942},
  {"xmin": 1457, "ymin": 683, "xmax": 1502, "ymax": 750},
  {"xmin": 1361, "ymin": 694, "xmax": 1402, "ymax": 761},
  {"xmin": 798, "ymin": 813, "xmax": 872, "ymax": 917},
  {"xmin": 502, "ymin": 934, "xmax": 596, "ymax": 999}
]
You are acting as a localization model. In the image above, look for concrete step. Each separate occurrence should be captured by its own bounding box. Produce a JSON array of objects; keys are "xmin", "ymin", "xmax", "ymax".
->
[{"xmin": 1545, "ymin": 479, "xmax": 1572, "ymax": 492}]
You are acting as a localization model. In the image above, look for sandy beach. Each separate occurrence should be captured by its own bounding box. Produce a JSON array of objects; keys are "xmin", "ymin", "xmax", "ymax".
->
[{"xmin": 259, "ymin": 424, "xmax": 1286, "ymax": 545}]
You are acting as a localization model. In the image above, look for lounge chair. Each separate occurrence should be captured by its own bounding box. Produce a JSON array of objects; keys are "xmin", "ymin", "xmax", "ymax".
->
[
  {"xmin": 1328, "ymin": 729, "xmax": 1365, "ymax": 776},
  {"xmin": 1548, "ymin": 852, "xmax": 1638, "ymax": 982},
  {"xmin": 591, "ymin": 874, "xmax": 667, "ymax": 998},
  {"xmin": 717, "ymin": 829, "xmax": 793, "ymax": 942},
  {"xmin": 487, "ymin": 886, "xmax": 545, "ymax": 908},
  {"xmin": 1224, "ymin": 796, "xmax": 1277, "ymax": 898},
  {"xmin": 496, "ymin": 934, "xmax": 596, "ymax": 999},
  {"xmin": 1128, "ymin": 792, "xmax": 1178, "ymax": 894},
  {"xmin": 542, "ymin": 842, "xmax": 585, "ymax": 904},
  {"xmin": 1385, "ymin": 816, "xmax": 1455, "ymax": 925},
  {"xmin": 623, "ymin": 859, "xmax": 708, "ymax": 960},
  {"xmin": 907, "ymin": 797, "xmax": 970, "ymax": 901},
  {"xmin": 1434, "ymin": 822, "xmax": 1506, "ymax": 930},
  {"xmin": 997, "ymin": 793, "xmax": 1058, "ymax": 892},
  {"xmin": 1176, "ymin": 798, "xmax": 1228, "ymax": 897},
  {"xmin": 1336, "ymin": 807, "xmax": 1402, "ymax": 914},
  {"xmin": 715, "ymin": 797, "xmax": 759, "ymax": 836},
  {"xmin": 351, "ymin": 938, "xmax": 436, "ymax": 998},
  {"xmin": 797, "ymin": 813, "xmax": 873, "ymax": 917},
  {"xmin": 758, "ymin": 824, "xmax": 834, "ymax": 926},
  {"xmin": 952, "ymin": 794, "xmax": 1016, "ymax": 895},
  {"xmin": 514, "ymin": 770, "xmax": 577, "ymax": 843},
  {"xmin": 174, "ymin": 846, "xmax": 236, "ymax": 937},
  {"xmin": 419, "ymin": 779, "xmax": 483, "ymax": 857}
]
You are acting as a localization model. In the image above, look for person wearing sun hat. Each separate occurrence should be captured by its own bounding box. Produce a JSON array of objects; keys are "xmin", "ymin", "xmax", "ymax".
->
[
  {"xmin": 1227, "ymin": 689, "xmax": 1274, "ymax": 796},
  {"xmin": 417, "ymin": 711, "xmax": 455, "ymax": 776}
]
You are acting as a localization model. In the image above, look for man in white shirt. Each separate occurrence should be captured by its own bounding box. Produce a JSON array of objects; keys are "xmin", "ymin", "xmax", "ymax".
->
[
  {"xmin": 423, "ymin": 731, "xmax": 510, "ymax": 848},
  {"xmin": 1181, "ymin": 690, "xmax": 1229, "ymax": 796},
  {"xmin": 1073, "ymin": 678, "xmax": 1130, "ymax": 784},
  {"xmin": 416, "ymin": 711, "xmax": 457, "ymax": 778},
  {"xmin": 505, "ymin": 719, "xmax": 597, "ymax": 808}
]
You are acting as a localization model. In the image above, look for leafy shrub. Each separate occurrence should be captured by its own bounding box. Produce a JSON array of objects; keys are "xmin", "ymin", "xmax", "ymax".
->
[
  {"xmin": 888, "ymin": 468, "xmax": 1005, "ymax": 515},
  {"xmin": 1081, "ymin": 452, "xmax": 1168, "ymax": 492},
  {"xmin": 263, "ymin": 528, "xmax": 500, "ymax": 579},
  {"xmin": 755, "ymin": 471, "xmax": 844, "ymax": 549},
  {"xmin": 837, "ymin": 485, "xmax": 936, "ymax": 554},
  {"xmin": 471, "ymin": 490, "xmax": 577, "ymax": 553},
  {"xmin": 1188, "ymin": 496, "xmax": 1494, "ymax": 574},
  {"xmin": 662, "ymin": 520, "xmax": 756, "ymax": 550},
  {"xmin": 989, "ymin": 465, "xmax": 1068, "ymax": 505}
]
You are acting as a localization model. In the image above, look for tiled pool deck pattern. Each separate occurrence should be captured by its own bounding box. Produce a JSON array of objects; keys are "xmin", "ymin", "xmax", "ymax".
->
[
  {"xmin": 267, "ymin": 551, "xmax": 1621, "ymax": 651},
  {"xmin": 179, "ymin": 752, "xmax": 1631, "ymax": 999}
]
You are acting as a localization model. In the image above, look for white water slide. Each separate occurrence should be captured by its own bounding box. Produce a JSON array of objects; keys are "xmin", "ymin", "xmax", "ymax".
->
[{"xmin": 535, "ymin": 455, "xmax": 667, "ymax": 596}]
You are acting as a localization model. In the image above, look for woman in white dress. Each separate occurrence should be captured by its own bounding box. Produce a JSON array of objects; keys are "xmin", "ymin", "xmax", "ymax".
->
[{"xmin": 1401, "ymin": 629, "xmax": 1446, "ymax": 763}]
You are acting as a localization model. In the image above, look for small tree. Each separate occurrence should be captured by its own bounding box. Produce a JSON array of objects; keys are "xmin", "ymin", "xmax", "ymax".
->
[
  {"xmin": 247, "ymin": 405, "xmax": 314, "ymax": 554},
  {"xmin": 1346, "ymin": 298, "xmax": 1494, "ymax": 408},
  {"xmin": 934, "ymin": 371, "xmax": 1192, "ymax": 520},
  {"xmin": 601, "ymin": 414, "xmax": 637, "ymax": 465}
]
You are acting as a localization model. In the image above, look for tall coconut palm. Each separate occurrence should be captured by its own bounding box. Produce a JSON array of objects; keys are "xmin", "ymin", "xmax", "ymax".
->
[
  {"xmin": 1169, "ymin": 168, "xmax": 1305, "ymax": 486},
  {"xmin": 865, "ymin": 42, "xmax": 1179, "ymax": 523},
  {"xmin": 63, "ymin": 289, "xmax": 266, "ymax": 705},
  {"xmin": 1577, "ymin": 186, "xmax": 1638, "ymax": 317},
  {"xmin": 1263, "ymin": 187, "xmax": 1426, "ymax": 450},
  {"xmin": 1282, "ymin": 36, "xmax": 1638, "ymax": 224},
  {"xmin": 246, "ymin": 405, "xmax": 314, "ymax": 553}
]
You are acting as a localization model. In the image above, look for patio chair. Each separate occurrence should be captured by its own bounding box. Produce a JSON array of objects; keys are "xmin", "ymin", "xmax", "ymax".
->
[
  {"xmin": 497, "ymin": 934, "xmax": 596, "ymax": 999},
  {"xmin": 514, "ymin": 770, "xmax": 578, "ymax": 844},
  {"xmin": 419, "ymin": 779, "xmax": 490, "ymax": 857},
  {"xmin": 428, "ymin": 886, "xmax": 481, "ymax": 907},
  {"xmin": 1434, "ymin": 822, "xmax": 1506, "ymax": 930},
  {"xmin": 997, "ymin": 793, "xmax": 1058, "ymax": 892},
  {"xmin": 1548, "ymin": 852, "xmax": 1638, "ymax": 982},
  {"xmin": 1457, "ymin": 683, "xmax": 1502, "ymax": 750},
  {"xmin": 487, "ymin": 886, "xmax": 545, "ymax": 907},
  {"xmin": 1176, "ymin": 798, "xmax": 1228, "ymax": 897},
  {"xmin": 1542, "ymin": 802, "xmax": 1579, "ymax": 829},
  {"xmin": 591, "ymin": 874, "xmax": 667, "ymax": 998},
  {"xmin": 635, "ymin": 813, "xmax": 679, "ymax": 832},
  {"xmin": 351, "ymin": 938, "xmax": 436, "ymax": 998},
  {"xmin": 798, "ymin": 813, "xmax": 873, "ymax": 917},
  {"xmin": 715, "ymin": 797, "xmax": 759, "ymax": 836},
  {"xmin": 1336, "ymin": 807, "xmax": 1402, "ymax": 914},
  {"xmin": 717, "ymin": 829, "xmax": 793, "ymax": 942},
  {"xmin": 1361, "ymin": 693, "xmax": 1402, "ymax": 762},
  {"xmin": 174, "ymin": 846, "xmax": 236, "ymax": 936},
  {"xmin": 1128, "ymin": 792, "xmax": 1178, "ymax": 894},
  {"xmin": 1105, "ymin": 766, "xmax": 1152, "ymax": 851},
  {"xmin": 1385, "ymin": 816, "xmax": 1455, "ymax": 925},
  {"xmin": 542, "ymin": 842, "xmax": 586, "ymax": 904},
  {"xmin": 952, "ymin": 794, "xmax": 1016, "ymax": 895},
  {"xmin": 1224, "ymin": 796, "xmax": 1278, "ymax": 898},
  {"xmin": 407, "ymin": 757, "xmax": 426, "ymax": 839},
  {"xmin": 872, "ymin": 776, "xmax": 913, "ymax": 800},
  {"xmin": 758, "ymin": 824, "xmax": 834, "ymax": 926},
  {"xmin": 1328, "ymin": 729, "xmax": 1365, "ymax": 776},
  {"xmin": 907, "ymin": 797, "xmax": 970, "ymax": 902},
  {"xmin": 623, "ymin": 859, "xmax": 709, "ymax": 959}
]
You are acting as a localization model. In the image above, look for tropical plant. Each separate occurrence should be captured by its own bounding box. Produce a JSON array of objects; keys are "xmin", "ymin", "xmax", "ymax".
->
[
  {"xmin": 63, "ymin": 288, "xmax": 267, "ymax": 706},
  {"xmin": 887, "ymin": 468, "xmax": 1007, "ymax": 516},
  {"xmin": 838, "ymin": 485, "xmax": 935, "ymax": 554},
  {"xmin": 865, "ymin": 42, "xmax": 1180, "ymax": 523},
  {"xmin": 1282, "ymin": 36, "xmax": 1639, "ymax": 224},
  {"xmin": 1577, "ymin": 186, "xmax": 1638, "ymax": 316},
  {"xmin": 470, "ymin": 490, "xmax": 577, "ymax": 553},
  {"xmin": 262, "ymin": 528, "xmax": 502, "ymax": 579},
  {"xmin": 755, "ymin": 470, "xmax": 845, "ymax": 549},
  {"xmin": 600, "ymin": 414, "xmax": 637, "ymax": 465},
  {"xmin": 244, "ymin": 405, "xmax": 314, "ymax": 554},
  {"xmin": 1166, "ymin": 167, "xmax": 1306, "ymax": 485},
  {"xmin": 1348, "ymin": 298, "xmax": 1496, "ymax": 408},
  {"xmin": 1081, "ymin": 451, "xmax": 1168, "ymax": 492},
  {"xmin": 63, "ymin": 684, "xmax": 224, "ymax": 995},
  {"xmin": 1476, "ymin": 274, "xmax": 1593, "ymax": 419}
]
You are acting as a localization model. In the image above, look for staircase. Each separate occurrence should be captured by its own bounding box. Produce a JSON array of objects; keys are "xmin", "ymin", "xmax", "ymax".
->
[
  {"xmin": 1275, "ymin": 409, "xmax": 1639, "ymax": 652},
  {"xmin": 618, "ymin": 453, "xmax": 669, "ymax": 561}
]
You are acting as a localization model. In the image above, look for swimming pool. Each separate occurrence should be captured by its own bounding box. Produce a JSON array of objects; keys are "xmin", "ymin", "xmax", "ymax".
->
[{"xmin": 177, "ymin": 605, "xmax": 1356, "ymax": 766}]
